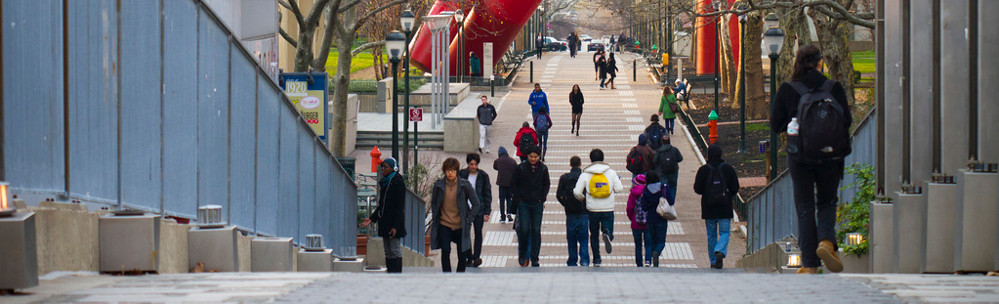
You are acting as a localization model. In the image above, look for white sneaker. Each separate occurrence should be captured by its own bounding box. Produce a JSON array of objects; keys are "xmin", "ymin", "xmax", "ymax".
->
[{"xmin": 486, "ymin": 148, "xmax": 490, "ymax": 153}]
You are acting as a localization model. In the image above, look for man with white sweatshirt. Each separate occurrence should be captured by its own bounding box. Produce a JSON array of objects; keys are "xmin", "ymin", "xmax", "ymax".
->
[{"xmin": 573, "ymin": 148, "xmax": 625, "ymax": 266}]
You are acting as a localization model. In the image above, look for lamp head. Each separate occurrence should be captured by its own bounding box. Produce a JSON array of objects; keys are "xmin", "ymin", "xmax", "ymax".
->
[
  {"xmin": 454, "ymin": 9, "xmax": 464, "ymax": 23},
  {"xmin": 400, "ymin": 10, "xmax": 416, "ymax": 33},
  {"xmin": 763, "ymin": 27, "xmax": 784, "ymax": 56},
  {"xmin": 386, "ymin": 31, "xmax": 406, "ymax": 61},
  {"xmin": 764, "ymin": 13, "xmax": 780, "ymax": 29},
  {"xmin": 737, "ymin": 4, "xmax": 748, "ymax": 23}
]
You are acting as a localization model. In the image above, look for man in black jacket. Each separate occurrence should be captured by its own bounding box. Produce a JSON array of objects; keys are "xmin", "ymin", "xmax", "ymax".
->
[
  {"xmin": 512, "ymin": 145, "xmax": 550, "ymax": 267},
  {"xmin": 360, "ymin": 157, "xmax": 406, "ymax": 273},
  {"xmin": 557, "ymin": 156, "xmax": 589, "ymax": 266},
  {"xmin": 693, "ymin": 145, "xmax": 740, "ymax": 269},
  {"xmin": 654, "ymin": 135, "xmax": 684, "ymax": 203},
  {"xmin": 459, "ymin": 153, "xmax": 492, "ymax": 267},
  {"xmin": 477, "ymin": 95, "xmax": 498, "ymax": 153}
]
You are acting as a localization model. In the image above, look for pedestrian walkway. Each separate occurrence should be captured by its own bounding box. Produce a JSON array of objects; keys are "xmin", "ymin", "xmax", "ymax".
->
[{"xmin": 473, "ymin": 50, "xmax": 746, "ymax": 268}]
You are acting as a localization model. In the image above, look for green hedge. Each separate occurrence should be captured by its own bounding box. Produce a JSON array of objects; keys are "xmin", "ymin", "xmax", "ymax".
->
[{"xmin": 331, "ymin": 78, "xmax": 428, "ymax": 93}]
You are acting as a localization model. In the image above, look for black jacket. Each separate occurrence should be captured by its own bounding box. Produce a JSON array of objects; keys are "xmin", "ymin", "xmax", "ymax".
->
[
  {"xmin": 557, "ymin": 168, "xmax": 586, "ymax": 214},
  {"xmin": 569, "ymin": 91, "xmax": 584, "ymax": 108},
  {"xmin": 459, "ymin": 169, "xmax": 492, "ymax": 216},
  {"xmin": 693, "ymin": 146, "xmax": 740, "ymax": 219},
  {"xmin": 512, "ymin": 161, "xmax": 551, "ymax": 210},
  {"xmin": 477, "ymin": 104, "xmax": 497, "ymax": 125},
  {"xmin": 653, "ymin": 144, "xmax": 684, "ymax": 176},
  {"xmin": 770, "ymin": 69, "xmax": 852, "ymax": 161},
  {"xmin": 370, "ymin": 173, "xmax": 407, "ymax": 238}
]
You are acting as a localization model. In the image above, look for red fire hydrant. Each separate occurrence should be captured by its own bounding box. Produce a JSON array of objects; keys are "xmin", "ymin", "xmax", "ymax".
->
[
  {"xmin": 370, "ymin": 146, "xmax": 382, "ymax": 173},
  {"xmin": 708, "ymin": 110, "xmax": 719, "ymax": 144}
]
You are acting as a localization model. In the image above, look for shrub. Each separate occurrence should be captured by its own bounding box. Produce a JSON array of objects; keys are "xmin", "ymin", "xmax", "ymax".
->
[{"xmin": 837, "ymin": 163, "xmax": 875, "ymax": 256}]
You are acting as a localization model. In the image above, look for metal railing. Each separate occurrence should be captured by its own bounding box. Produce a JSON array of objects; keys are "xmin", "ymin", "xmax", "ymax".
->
[
  {"xmin": 746, "ymin": 110, "xmax": 878, "ymax": 253},
  {"xmin": 1, "ymin": 0, "xmax": 357, "ymax": 257},
  {"xmin": 402, "ymin": 189, "xmax": 428, "ymax": 255}
]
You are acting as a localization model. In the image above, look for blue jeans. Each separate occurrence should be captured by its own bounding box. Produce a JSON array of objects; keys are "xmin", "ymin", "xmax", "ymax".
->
[
  {"xmin": 517, "ymin": 202, "xmax": 544, "ymax": 264},
  {"xmin": 648, "ymin": 221, "xmax": 669, "ymax": 262},
  {"xmin": 665, "ymin": 118, "xmax": 675, "ymax": 134},
  {"xmin": 663, "ymin": 173, "xmax": 678, "ymax": 203},
  {"xmin": 536, "ymin": 130, "xmax": 549, "ymax": 157},
  {"xmin": 565, "ymin": 214, "xmax": 590, "ymax": 266},
  {"xmin": 588, "ymin": 211, "xmax": 614, "ymax": 264},
  {"xmin": 498, "ymin": 186, "xmax": 514, "ymax": 217},
  {"xmin": 632, "ymin": 228, "xmax": 653, "ymax": 266},
  {"xmin": 706, "ymin": 219, "xmax": 731, "ymax": 265}
]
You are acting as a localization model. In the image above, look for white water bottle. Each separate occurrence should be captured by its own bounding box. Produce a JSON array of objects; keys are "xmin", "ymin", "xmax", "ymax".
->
[{"xmin": 787, "ymin": 117, "xmax": 800, "ymax": 154}]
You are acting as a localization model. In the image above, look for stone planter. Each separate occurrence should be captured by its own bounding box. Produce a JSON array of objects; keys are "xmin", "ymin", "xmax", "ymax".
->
[{"xmin": 841, "ymin": 252, "xmax": 870, "ymax": 273}]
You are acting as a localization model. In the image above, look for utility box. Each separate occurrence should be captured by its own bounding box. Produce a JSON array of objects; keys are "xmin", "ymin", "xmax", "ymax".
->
[
  {"xmin": 298, "ymin": 249, "xmax": 334, "ymax": 272},
  {"xmin": 188, "ymin": 226, "xmax": 240, "ymax": 272},
  {"xmin": 251, "ymin": 237, "xmax": 294, "ymax": 272},
  {"xmin": 99, "ymin": 213, "xmax": 160, "ymax": 273},
  {"xmin": 0, "ymin": 212, "xmax": 38, "ymax": 290}
]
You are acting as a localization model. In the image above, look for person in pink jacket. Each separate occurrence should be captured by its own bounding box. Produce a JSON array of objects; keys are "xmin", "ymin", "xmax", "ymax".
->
[{"xmin": 626, "ymin": 174, "xmax": 653, "ymax": 267}]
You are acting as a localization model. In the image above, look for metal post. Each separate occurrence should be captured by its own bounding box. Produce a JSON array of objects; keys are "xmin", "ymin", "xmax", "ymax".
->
[
  {"xmin": 414, "ymin": 107, "xmax": 419, "ymax": 168},
  {"xmin": 530, "ymin": 61, "xmax": 534, "ymax": 83},
  {"xmin": 769, "ymin": 53, "xmax": 779, "ymax": 180},
  {"xmin": 391, "ymin": 59, "xmax": 400, "ymax": 159},
  {"xmin": 633, "ymin": 60, "xmax": 637, "ymax": 81},
  {"xmin": 714, "ymin": 16, "xmax": 720, "ymax": 113},
  {"xmin": 431, "ymin": 25, "xmax": 438, "ymax": 129},
  {"xmin": 739, "ymin": 19, "xmax": 746, "ymax": 154},
  {"xmin": 490, "ymin": 75, "xmax": 495, "ymax": 97},
  {"xmin": 458, "ymin": 26, "xmax": 463, "ymax": 83},
  {"xmin": 403, "ymin": 31, "xmax": 411, "ymax": 173}
]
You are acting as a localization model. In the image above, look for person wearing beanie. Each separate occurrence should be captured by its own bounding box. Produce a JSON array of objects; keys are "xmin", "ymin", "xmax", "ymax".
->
[
  {"xmin": 359, "ymin": 157, "xmax": 407, "ymax": 273},
  {"xmin": 573, "ymin": 149, "xmax": 625, "ymax": 266},
  {"xmin": 626, "ymin": 134, "xmax": 656, "ymax": 184},
  {"xmin": 693, "ymin": 144, "xmax": 740, "ymax": 269},
  {"xmin": 640, "ymin": 172, "xmax": 671, "ymax": 267},
  {"xmin": 644, "ymin": 114, "xmax": 668, "ymax": 150},
  {"xmin": 493, "ymin": 146, "xmax": 519, "ymax": 222},
  {"xmin": 626, "ymin": 174, "xmax": 653, "ymax": 267}
]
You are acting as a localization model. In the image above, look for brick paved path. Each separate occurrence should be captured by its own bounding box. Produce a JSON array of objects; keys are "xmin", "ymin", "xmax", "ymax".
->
[{"xmin": 472, "ymin": 51, "xmax": 746, "ymax": 268}]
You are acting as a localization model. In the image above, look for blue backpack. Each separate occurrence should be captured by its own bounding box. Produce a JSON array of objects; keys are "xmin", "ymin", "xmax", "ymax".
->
[{"xmin": 535, "ymin": 114, "xmax": 550, "ymax": 132}]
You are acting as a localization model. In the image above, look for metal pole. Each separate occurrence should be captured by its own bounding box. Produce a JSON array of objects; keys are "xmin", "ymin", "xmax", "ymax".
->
[
  {"xmin": 414, "ymin": 107, "xmax": 419, "ymax": 168},
  {"xmin": 403, "ymin": 31, "xmax": 411, "ymax": 173},
  {"xmin": 530, "ymin": 61, "xmax": 534, "ymax": 83},
  {"xmin": 458, "ymin": 27, "xmax": 463, "ymax": 83},
  {"xmin": 769, "ymin": 53, "xmax": 779, "ymax": 180},
  {"xmin": 443, "ymin": 30, "xmax": 450, "ymax": 123},
  {"xmin": 431, "ymin": 28, "xmax": 438, "ymax": 129},
  {"xmin": 739, "ymin": 20, "xmax": 746, "ymax": 154},
  {"xmin": 714, "ymin": 16, "xmax": 720, "ymax": 113},
  {"xmin": 633, "ymin": 60, "xmax": 637, "ymax": 81},
  {"xmin": 391, "ymin": 59, "xmax": 400, "ymax": 159}
]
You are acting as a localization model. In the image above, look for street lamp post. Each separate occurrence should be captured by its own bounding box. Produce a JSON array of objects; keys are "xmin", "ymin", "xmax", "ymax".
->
[
  {"xmin": 400, "ymin": 10, "xmax": 415, "ymax": 173},
  {"xmin": 386, "ymin": 31, "xmax": 406, "ymax": 160},
  {"xmin": 763, "ymin": 26, "xmax": 784, "ymax": 181},
  {"xmin": 455, "ymin": 9, "xmax": 465, "ymax": 83},
  {"xmin": 713, "ymin": 0, "xmax": 721, "ymax": 113},
  {"xmin": 738, "ymin": 5, "xmax": 747, "ymax": 153}
]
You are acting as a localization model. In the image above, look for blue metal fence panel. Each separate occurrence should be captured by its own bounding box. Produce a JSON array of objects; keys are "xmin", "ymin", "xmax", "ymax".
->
[
  {"xmin": 120, "ymin": 0, "xmax": 162, "ymax": 211},
  {"xmin": 254, "ymin": 75, "xmax": 281, "ymax": 236},
  {"xmin": 161, "ymin": 0, "xmax": 199, "ymax": 218},
  {"xmin": 315, "ymin": 152, "xmax": 334, "ymax": 247},
  {"xmin": 1, "ymin": 0, "xmax": 65, "ymax": 192},
  {"xmin": 67, "ymin": 0, "xmax": 118, "ymax": 203},
  {"xmin": 298, "ymin": 129, "xmax": 316, "ymax": 242},
  {"xmin": 228, "ymin": 49, "xmax": 257, "ymax": 229},
  {"xmin": 331, "ymin": 170, "xmax": 359, "ymax": 257},
  {"xmin": 196, "ymin": 12, "xmax": 230, "ymax": 210},
  {"xmin": 277, "ymin": 108, "xmax": 299, "ymax": 238}
]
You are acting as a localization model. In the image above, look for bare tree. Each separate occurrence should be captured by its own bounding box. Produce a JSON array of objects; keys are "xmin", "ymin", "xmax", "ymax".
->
[{"xmin": 279, "ymin": 0, "xmax": 335, "ymax": 72}]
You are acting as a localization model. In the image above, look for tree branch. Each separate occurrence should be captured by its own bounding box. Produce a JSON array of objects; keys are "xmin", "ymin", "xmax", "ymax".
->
[
  {"xmin": 353, "ymin": 41, "xmax": 386, "ymax": 57},
  {"xmin": 350, "ymin": 0, "xmax": 409, "ymax": 33},
  {"xmin": 338, "ymin": 0, "xmax": 364, "ymax": 13},
  {"xmin": 280, "ymin": 27, "xmax": 299, "ymax": 48},
  {"xmin": 277, "ymin": 0, "xmax": 293, "ymax": 11},
  {"xmin": 313, "ymin": 0, "xmax": 339, "ymax": 70},
  {"xmin": 288, "ymin": 0, "xmax": 306, "ymax": 27},
  {"xmin": 305, "ymin": 0, "xmax": 333, "ymax": 26}
]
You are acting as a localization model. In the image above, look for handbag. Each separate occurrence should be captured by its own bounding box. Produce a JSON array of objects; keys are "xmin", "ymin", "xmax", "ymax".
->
[
  {"xmin": 656, "ymin": 196, "xmax": 677, "ymax": 220},
  {"xmin": 669, "ymin": 101, "xmax": 680, "ymax": 114}
]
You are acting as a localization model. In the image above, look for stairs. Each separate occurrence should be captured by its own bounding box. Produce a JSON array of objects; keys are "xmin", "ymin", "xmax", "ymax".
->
[{"xmin": 356, "ymin": 131, "xmax": 445, "ymax": 151}]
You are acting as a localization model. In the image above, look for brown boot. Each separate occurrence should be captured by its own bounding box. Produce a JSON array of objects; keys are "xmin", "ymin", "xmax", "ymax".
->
[
  {"xmin": 796, "ymin": 267, "xmax": 819, "ymax": 274},
  {"xmin": 817, "ymin": 240, "xmax": 844, "ymax": 273}
]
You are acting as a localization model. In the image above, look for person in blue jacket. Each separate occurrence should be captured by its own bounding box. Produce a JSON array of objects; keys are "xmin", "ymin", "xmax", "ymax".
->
[{"xmin": 528, "ymin": 83, "xmax": 550, "ymax": 120}]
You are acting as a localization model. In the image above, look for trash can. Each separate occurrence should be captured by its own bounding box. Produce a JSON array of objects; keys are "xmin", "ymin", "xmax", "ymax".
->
[{"xmin": 337, "ymin": 157, "xmax": 356, "ymax": 181}]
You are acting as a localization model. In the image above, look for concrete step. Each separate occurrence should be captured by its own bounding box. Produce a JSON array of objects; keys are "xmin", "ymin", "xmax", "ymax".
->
[{"xmin": 356, "ymin": 131, "xmax": 445, "ymax": 150}]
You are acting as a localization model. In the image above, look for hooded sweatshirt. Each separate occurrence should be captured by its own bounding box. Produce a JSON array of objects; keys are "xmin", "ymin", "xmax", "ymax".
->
[
  {"xmin": 528, "ymin": 90, "xmax": 550, "ymax": 114},
  {"xmin": 693, "ymin": 145, "xmax": 740, "ymax": 219},
  {"xmin": 626, "ymin": 182, "xmax": 647, "ymax": 229},
  {"xmin": 493, "ymin": 147, "xmax": 519, "ymax": 187},
  {"xmin": 513, "ymin": 127, "xmax": 539, "ymax": 157},
  {"xmin": 572, "ymin": 162, "xmax": 625, "ymax": 212}
]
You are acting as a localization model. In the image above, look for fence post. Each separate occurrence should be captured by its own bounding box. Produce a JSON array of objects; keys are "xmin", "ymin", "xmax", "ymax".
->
[
  {"xmin": 530, "ymin": 61, "xmax": 534, "ymax": 83},
  {"xmin": 633, "ymin": 60, "xmax": 637, "ymax": 81}
]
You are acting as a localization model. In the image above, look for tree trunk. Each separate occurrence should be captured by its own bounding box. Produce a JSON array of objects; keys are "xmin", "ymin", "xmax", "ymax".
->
[
  {"xmin": 373, "ymin": 48, "xmax": 383, "ymax": 80},
  {"xmin": 294, "ymin": 23, "xmax": 318, "ymax": 72},
  {"xmin": 809, "ymin": 2, "xmax": 856, "ymax": 105},
  {"xmin": 743, "ymin": 10, "xmax": 768, "ymax": 120},
  {"xmin": 776, "ymin": 7, "xmax": 810, "ymax": 86},
  {"xmin": 331, "ymin": 33, "xmax": 355, "ymax": 157}
]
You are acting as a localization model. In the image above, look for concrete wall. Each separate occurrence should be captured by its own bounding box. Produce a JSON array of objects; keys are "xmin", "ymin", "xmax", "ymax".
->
[
  {"xmin": 158, "ymin": 219, "xmax": 192, "ymax": 274},
  {"xmin": 364, "ymin": 237, "xmax": 434, "ymax": 268},
  {"xmin": 443, "ymin": 95, "xmax": 484, "ymax": 153},
  {"xmin": 31, "ymin": 202, "xmax": 100, "ymax": 275}
]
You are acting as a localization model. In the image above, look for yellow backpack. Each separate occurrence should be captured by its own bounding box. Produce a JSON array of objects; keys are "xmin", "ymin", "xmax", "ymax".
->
[{"xmin": 588, "ymin": 173, "xmax": 611, "ymax": 198}]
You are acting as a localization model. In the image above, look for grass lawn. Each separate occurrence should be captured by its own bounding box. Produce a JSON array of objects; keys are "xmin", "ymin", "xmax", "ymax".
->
[
  {"xmin": 325, "ymin": 48, "xmax": 388, "ymax": 74},
  {"xmin": 852, "ymin": 50, "xmax": 875, "ymax": 74}
]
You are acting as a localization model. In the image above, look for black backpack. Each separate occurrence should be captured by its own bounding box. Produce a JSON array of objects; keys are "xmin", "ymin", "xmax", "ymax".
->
[
  {"xmin": 646, "ymin": 125, "xmax": 665, "ymax": 150},
  {"xmin": 656, "ymin": 147, "xmax": 679, "ymax": 175},
  {"xmin": 626, "ymin": 147, "xmax": 644, "ymax": 174},
  {"xmin": 705, "ymin": 162, "xmax": 728, "ymax": 205},
  {"xmin": 519, "ymin": 132, "xmax": 536, "ymax": 154},
  {"xmin": 789, "ymin": 80, "xmax": 850, "ymax": 158}
]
